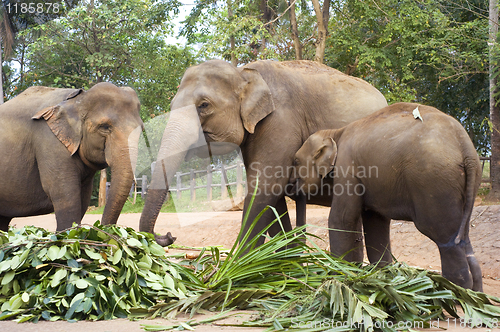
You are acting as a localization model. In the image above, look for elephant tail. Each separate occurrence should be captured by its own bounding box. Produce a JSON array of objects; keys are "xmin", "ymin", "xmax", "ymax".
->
[{"xmin": 454, "ymin": 155, "xmax": 480, "ymax": 245}]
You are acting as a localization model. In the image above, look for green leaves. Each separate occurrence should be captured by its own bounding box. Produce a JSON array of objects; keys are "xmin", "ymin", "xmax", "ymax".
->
[
  {"xmin": 1, "ymin": 271, "xmax": 15, "ymax": 286},
  {"xmin": 50, "ymin": 269, "xmax": 68, "ymax": 288},
  {"xmin": 47, "ymin": 245, "xmax": 62, "ymax": 261},
  {"xmin": 112, "ymin": 248, "xmax": 123, "ymax": 265},
  {"xmin": 0, "ymin": 223, "xmax": 194, "ymax": 322}
]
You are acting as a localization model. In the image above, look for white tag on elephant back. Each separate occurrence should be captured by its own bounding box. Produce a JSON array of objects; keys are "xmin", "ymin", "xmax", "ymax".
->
[{"xmin": 412, "ymin": 106, "xmax": 423, "ymax": 122}]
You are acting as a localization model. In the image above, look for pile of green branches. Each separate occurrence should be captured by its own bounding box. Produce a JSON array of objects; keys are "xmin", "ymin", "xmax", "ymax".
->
[
  {"xmin": 0, "ymin": 222, "xmax": 199, "ymax": 322},
  {"xmin": 137, "ymin": 205, "xmax": 500, "ymax": 331},
  {"xmin": 0, "ymin": 203, "xmax": 499, "ymax": 331}
]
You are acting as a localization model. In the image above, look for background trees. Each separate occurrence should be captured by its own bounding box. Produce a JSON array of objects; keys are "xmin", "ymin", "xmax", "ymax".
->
[
  {"xmin": 489, "ymin": 0, "xmax": 500, "ymax": 201},
  {"xmin": 179, "ymin": 0, "xmax": 495, "ymax": 199},
  {"xmin": 0, "ymin": 0, "xmax": 497, "ymax": 201}
]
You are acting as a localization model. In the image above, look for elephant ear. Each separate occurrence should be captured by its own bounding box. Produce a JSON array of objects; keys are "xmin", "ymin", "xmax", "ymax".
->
[
  {"xmin": 65, "ymin": 89, "xmax": 84, "ymax": 100},
  {"xmin": 314, "ymin": 137, "xmax": 338, "ymax": 178},
  {"xmin": 32, "ymin": 101, "xmax": 82, "ymax": 155},
  {"xmin": 239, "ymin": 68, "xmax": 275, "ymax": 134}
]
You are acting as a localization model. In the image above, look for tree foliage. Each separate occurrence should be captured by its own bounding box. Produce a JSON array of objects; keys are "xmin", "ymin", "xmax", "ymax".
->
[
  {"xmin": 325, "ymin": 0, "xmax": 489, "ymax": 151},
  {"xmin": 0, "ymin": 0, "xmax": 80, "ymax": 55},
  {"xmin": 18, "ymin": 0, "xmax": 179, "ymax": 88},
  {"xmin": 131, "ymin": 39, "xmax": 197, "ymax": 119},
  {"xmin": 181, "ymin": 0, "xmax": 283, "ymax": 63},
  {"xmin": 5, "ymin": 0, "xmax": 195, "ymax": 118},
  {"xmin": 0, "ymin": 0, "xmax": 493, "ymax": 153}
]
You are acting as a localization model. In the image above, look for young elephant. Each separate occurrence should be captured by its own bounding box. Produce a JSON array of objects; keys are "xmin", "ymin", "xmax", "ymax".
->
[{"xmin": 291, "ymin": 102, "xmax": 482, "ymax": 291}]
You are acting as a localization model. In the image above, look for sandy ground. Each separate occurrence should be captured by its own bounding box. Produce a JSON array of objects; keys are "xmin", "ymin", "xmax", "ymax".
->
[{"xmin": 1, "ymin": 204, "xmax": 500, "ymax": 331}]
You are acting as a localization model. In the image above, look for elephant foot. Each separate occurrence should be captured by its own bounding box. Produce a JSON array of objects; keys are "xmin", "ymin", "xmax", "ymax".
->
[
  {"xmin": 465, "ymin": 242, "xmax": 483, "ymax": 292},
  {"xmin": 438, "ymin": 242, "xmax": 474, "ymax": 290},
  {"xmin": 154, "ymin": 232, "xmax": 176, "ymax": 247}
]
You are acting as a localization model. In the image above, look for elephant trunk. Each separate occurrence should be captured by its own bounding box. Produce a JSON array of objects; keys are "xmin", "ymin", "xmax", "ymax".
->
[
  {"xmin": 101, "ymin": 126, "xmax": 141, "ymax": 225},
  {"xmin": 139, "ymin": 105, "xmax": 202, "ymax": 246}
]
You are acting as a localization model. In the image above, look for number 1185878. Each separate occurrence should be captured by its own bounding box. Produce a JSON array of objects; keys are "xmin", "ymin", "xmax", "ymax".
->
[{"xmin": 6, "ymin": 3, "xmax": 60, "ymax": 14}]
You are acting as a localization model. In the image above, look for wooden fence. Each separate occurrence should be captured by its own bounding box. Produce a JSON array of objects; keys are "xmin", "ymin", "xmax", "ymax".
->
[
  {"xmin": 128, "ymin": 162, "xmax": 246, "ymax": 202},
  {"xmin": 170, "ymin": 162, "xmax": 246, "ymax": 201}
]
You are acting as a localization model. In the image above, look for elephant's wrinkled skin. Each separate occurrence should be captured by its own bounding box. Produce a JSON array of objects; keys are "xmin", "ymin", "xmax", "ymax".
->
[
  {"xmin": 0, "ymin": 83, "xmax": 143, "ymax": 232},
  {"xmin": 140, "ymin": 59, "xmax": 387, "ymax": 247},
  {"xmin": 291, "ymin": 103, "xmax": 482, "ymax": 291}
]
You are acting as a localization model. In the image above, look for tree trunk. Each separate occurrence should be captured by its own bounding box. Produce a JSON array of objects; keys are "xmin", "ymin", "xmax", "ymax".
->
[
  {"xmin": 289, "ymin": 0, "xmax": 302, "ymax": 60},
  {"xmin": 0, "ymin": 40, "xmax": 3, "ymax": 104},
  {"xmin": 227, "ymin": 0, "xmax": 237, "ymax": 66},
  {"xmin": 98, "ymin": 169, "xmax": 107, "ymax": 207},
  {"xmin": 259, "ymin": 0, "xmax": 272, "ymax": 53},
  {"xmin": 345, "ymin": 56, "xmax": 359, "ymax": 75},
  {"xmin": 89, "ymin": 0, "xmax": 109, "ymax": 207},
  {"xmin": 312, "ymin": 0, "xmax": 330, "ymax": 63},
  {"xmin": 489, "ymin": 0, "xmax": 500, "ymax": 201}
]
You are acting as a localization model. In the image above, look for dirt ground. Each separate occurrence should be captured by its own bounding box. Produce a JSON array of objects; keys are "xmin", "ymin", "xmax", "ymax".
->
[{"xmin": 1, "ymin": 203, "xmax": 500, "ymax": 331}]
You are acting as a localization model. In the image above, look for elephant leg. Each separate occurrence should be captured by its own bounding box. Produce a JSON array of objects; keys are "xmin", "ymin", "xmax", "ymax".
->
[
  {"xmin": 0, "ymin": 216, "xmax": 12, "ymax": 232},
  {"xmin": 464, "ymin": 239, "xmax": 483, "ymax": 292},
  {"xmin": 328, "ymin": 191, "xmax": 364, "ymax": 262},
  {"xmin": 266, "ymin": 195, "xmax": 298, "ymax": 251},
  {"xmin": 413, "ymin": 198, "xmax": 479, "ymax": 290},
  {"xmin": 362, "ymin": 210, "xmax": 392, "ymax": 266},
  {"xmin": 240, "ymin": 195, "xmax": 294, "ymax": 249},
  {"xmin": 53, "ymin": 200, "xmax": 82, "ymax": 231},
  {"xmin": 294, "ymin": 192, "xmax": 307, "ymax": 244},
  {"xmin": 268, "ymin": 195, "xmax": 293, "ymax": 237},
  {"xmin": 239, "ymin": 173, "xmax": 292, "ymax": 248},
  {"xmin": 240, "ymin": 195, "xmax": 275, "ymax": 247},
  {"xmin": 44, "ymin": 177, "xmax": 83, "ymax": 231},
  {"xmin": 36, "ymin": 157, "xmax": 84, "ymax": 230},
  {"xmin": 437, "ymin": 241, "xmax": 473, "ymax": 290},
  {"xmin": 80, "ymin": 174, "xmax": 95, "ymax": 220}
]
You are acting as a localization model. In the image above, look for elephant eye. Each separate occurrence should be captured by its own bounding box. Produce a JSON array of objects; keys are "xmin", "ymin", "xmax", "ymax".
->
[
  {"xmin": 98, "ymin": 123, "xmax": 112, "ymax": 133},
  {"xmin": 198, "ymin": 102, "xmax": 210, "ymax": 111}
]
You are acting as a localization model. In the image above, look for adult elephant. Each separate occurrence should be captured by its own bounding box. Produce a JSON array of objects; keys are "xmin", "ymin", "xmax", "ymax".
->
[
  {"xmin": 140, "ymin": 60, "xmax": 388, "ymax": 247},
  {"xmin": 0, "ymin": 83, "xmax": 143, "ymax": 231}
]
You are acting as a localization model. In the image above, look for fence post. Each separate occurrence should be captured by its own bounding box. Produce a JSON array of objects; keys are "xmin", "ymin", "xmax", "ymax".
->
[
  {"xmin": 236, "ymin": 161, "xmax": 243, "ymax": 198},
  {"xmin": 480, "ymin": 156, "xmax": 491, "ymax": 183},
  {"xmin": 176, "ymin": 172, "xmax": 182, "ymax": 200},
  {"xmin": 207, "ymin": 165, "xmax": 212, "ymax": 201},
  {"xmin": 190, "ymin": 169, "xmax": 196, "ymax": 202},
  {"xmin": 141, "ymin": 175, "xmax": 147, "ymax": 199},
  {"xmin": 151, "ymin": 162, "xmax": 156, "ymax": 177},
  {"xmin": 129, "ymin": 180, "xmax": 135, "ymax": 198},
  {"xmin": 221, "ymin": 164, "xmax": 228, "ymax": 199}
]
